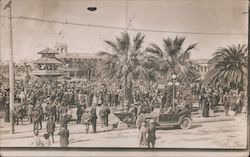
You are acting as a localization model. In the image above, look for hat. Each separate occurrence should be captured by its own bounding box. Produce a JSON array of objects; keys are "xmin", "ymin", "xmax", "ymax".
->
[
  {"xmin": 141, "ymin": 122, "xmax": 146, "ymax": 126},
  {"xmin": 149, "ymin": 119, "xmax": 155, "ymax": 124},
  {"xmin": 43, "ymin": 133, "xmax": 50, "ymax": 139}
]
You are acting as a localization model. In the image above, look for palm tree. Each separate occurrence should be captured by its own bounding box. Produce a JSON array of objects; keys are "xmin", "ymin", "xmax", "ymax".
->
[
  {"xmin": 203, "ymin": 44, "xmax": 247, "ymax": 89},
  {"xmin": 97, "ymin": 31, "xmax": 156, "ymax": 106},
  {"xmin": 146, "ymin": 36, "xmax": 200, "ymax": 83}
]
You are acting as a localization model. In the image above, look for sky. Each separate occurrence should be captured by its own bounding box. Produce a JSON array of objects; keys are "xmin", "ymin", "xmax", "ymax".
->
[{"xmin": 0, "ymin": 0, "xmax": 248, "ymax": 61}]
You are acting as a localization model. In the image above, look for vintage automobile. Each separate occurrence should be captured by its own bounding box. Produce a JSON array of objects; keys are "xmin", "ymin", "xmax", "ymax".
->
[{"xmin": 144, "ymin": 104, "xmax": 192, "ymax": 129}]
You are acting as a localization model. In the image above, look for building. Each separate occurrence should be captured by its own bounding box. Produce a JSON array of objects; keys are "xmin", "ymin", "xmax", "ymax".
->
[
  {"xmin": 33, "ymin": 48, "xmax": 63, "ymax": 80},
  {"xmin": 56, "ymin": 43, "xmax": 101, "ymax": 79},
  {"xmin": 192, "ymin": 59, "xmax": 209, "ymax": 80}
]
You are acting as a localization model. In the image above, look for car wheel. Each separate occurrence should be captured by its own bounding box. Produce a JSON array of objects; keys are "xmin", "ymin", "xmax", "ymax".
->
[{"xmin": 179, "ymin": 117, "xmax": 192, "ymax": 129}]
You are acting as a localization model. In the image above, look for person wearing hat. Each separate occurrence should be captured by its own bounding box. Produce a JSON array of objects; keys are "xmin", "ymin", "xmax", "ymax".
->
[
  {"xmin": 99, "ymin": 104, "xmax": 105, "ymax": 128},
  {"xmin": 104, "ymin": 103, "xmax": 111, "ymax": 127},
  {"xmin": 41, "ymin": 99, "xmax": 48, "ymax": 122},
  {"xmin": 136, "ymin": 112, "xmax": 146, "ymax": 130},
  {"xmin": 81, "ymin": 109, "xmax": 91, "ymax": 134},
  {"xmin": 138, "ymin": 122, "xmax": 148, "ymax": 147},
  {"xmin": 46, "ymin": 116, "xmax": 55, "ymax": 143},
  {"xmin": 37, "ymin": 103, "xmax": 44, "ymax": 130},
  {"xmin": 60, "ymin": 114, "xmax": 70, "ymax": 130},
  {"xmin": 90, "ymin": 104, "xmax": 97, "ymax": 133},
  {"xmin": 147, "ymin": 119, "xmax": 157, "ymax": 148},
  {"xmin": 76, "ymin": 105, "xmax": 84, "ymax": 124},
  {"xmin": 27, "ymin": 100, "xmax": 34, "ymax": 124},
  {"xmin": 31, "ymin": 107, "xmax": 40, "ymax": 133},
  {"xmin": 15, "ymin": 99, "xmax": 24, "ymax": 125},
  {"xmin": 58, "ymin": 126, "xmax": 69, "ymax": 147}
]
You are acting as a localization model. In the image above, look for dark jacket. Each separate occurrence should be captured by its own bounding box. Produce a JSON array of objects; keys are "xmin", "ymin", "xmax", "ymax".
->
[
  {"xmin": 58, "ymin": 128, "xmax": 69, "ymax": 147},
  {"xmin": 104, "ymin": 107, "xmax": 111, "ymax": 117},
  {"xmin": 147, "ymin": 124, "xmax": 156, "ymax": 142},
  {"xmin": 76, "ymin": 107, "xmax": 84, "ymax": 117},
  {"xmin": 46, "ymin": 120, "xmax": 55, "ymax": 133},
  {"xmin": 99, "ymin": 107, "xmax": 105, "ymax": 117},
  {"xmin": 31, "ymin": 110, "xmax": 40, "ymax": 122},
  {"xmin": 81, "ymin": 112, "xmax": 91, "ymax": 124},
  {"xmin": 90, "ymin": 107, "xmax": 97, "ymax": 118},
  {"xmin": 16, "ymin": 106, "xmax": 24, "ymax": 118},
  {"xmin": 60, "ymin": 116, "xmax": 70, "ymax": 128}
]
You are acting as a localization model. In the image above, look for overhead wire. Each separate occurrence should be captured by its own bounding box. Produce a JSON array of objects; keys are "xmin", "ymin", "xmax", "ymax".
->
[{"xmin": 0, "ymin": 15, "xmax": 247, "ymax": 36}]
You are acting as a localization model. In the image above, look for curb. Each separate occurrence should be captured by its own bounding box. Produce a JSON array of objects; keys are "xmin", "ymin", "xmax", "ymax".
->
[{"xmin": 192, "ymin": 117, "xmax": 235, "ymax": 123}]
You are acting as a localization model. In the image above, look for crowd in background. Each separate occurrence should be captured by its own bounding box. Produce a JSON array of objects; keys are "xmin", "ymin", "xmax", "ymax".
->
[
  {"xmin": 0, "ymin": 79, "xmax": 247, "ymax": 122},
  {"xmin": 0, "ymin": 79, "xmax": 247, "ymax": 147},
  {"xmin": 191, "ymin": 84, "xmax": 247, "ymax": 117}
]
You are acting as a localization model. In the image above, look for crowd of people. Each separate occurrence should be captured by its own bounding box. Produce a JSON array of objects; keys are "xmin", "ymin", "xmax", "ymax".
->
[
  {"xmin": 0, "ymin": 78, "xmax": 247, "ymax": 148},
  {"xmin": 196, "ymin": 86, "xmax": 247, "ymax": 118},
  {"xmin": 0, "ymin": 79, "xmax": 195, "ymax": 123}
]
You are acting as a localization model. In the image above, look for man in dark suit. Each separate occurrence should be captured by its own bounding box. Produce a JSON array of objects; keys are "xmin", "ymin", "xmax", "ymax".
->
[
  {"xmin": 103, "ymin": 104, "xmax": 111, "ymax": 127},
  {"xmin": 58, "ymin": 126, "xmax": 69, "ymax": 147},
  {"xmin": 31, "ymin": 109, "xmax": 40, "ymax": 133},
  {"xmin": 90, "ymin": 104, "xmax": 97, "ymax": 133},
  {"xmin": 99, "ymin": 105, "xmax": 105, "ymax": 128},
  {"xmin": 76, "ymin": 105, "xmax": 84, "ymax": 124},
  {"xmin": 37, "ymin": 104, "xmax": 43, "ymax": 129},
  {"xmin": 147, "ymin": 119, "xmax": 157, "ymax": 148},
  {"xmin": 46, "ymin": 116, "xmax": 55, "ymax": 143}
]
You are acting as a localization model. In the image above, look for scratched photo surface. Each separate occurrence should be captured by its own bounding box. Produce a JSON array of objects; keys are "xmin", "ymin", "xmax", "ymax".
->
[{"xmin": 0, "ymin": 0, "xmax": 248, "ymax": 150}]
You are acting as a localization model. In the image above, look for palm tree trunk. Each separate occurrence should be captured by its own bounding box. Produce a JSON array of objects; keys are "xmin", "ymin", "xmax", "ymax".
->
[
  {"xmin": 127, "ymin": 80, "xmax": 133, "ymax": 106},
  {"xmin": 124, "ymin": 74, "xmax": 128, "ymax": 106}
]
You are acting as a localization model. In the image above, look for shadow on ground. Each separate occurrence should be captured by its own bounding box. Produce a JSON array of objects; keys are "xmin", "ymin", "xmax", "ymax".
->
[{"xmin": 156, "ymin": 124, "xmax": 202, "ymax": 131}]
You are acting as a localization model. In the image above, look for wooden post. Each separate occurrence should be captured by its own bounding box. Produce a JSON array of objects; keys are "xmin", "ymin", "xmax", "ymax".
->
[{"xmin": 4, "ymin": 0, "xmax": 14, "ymax": 134}]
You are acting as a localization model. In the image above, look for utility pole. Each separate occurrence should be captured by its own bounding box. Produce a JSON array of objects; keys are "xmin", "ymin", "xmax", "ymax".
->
[
  {"xmin": 4, "ymin": 0, "xmax": 14, "ymax": 134},
  {"xmin": 0, "ymin": 0, "xmax": 1, "ymax": 62}
]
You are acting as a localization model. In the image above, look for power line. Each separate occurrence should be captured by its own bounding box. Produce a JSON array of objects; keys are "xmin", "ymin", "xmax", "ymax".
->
[{"xmin": 0, "ymin": 15, "xmax": 248, "ymax": 36}]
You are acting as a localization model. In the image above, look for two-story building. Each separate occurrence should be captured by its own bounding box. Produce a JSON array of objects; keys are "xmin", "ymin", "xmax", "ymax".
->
[
  {"xmin": 33, "ymin": 48, "xmax": 63, "ymax": 80},
  {"xmin": 55, "ymin": 43, "xmax": 101, "ymax": 79}
]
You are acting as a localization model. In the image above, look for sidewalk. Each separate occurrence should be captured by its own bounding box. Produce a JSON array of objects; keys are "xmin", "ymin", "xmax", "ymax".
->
[
  {"xmin": 0, "ymin": 108, "xmax": 246, "ymax": 138},
  {"xmin": 192, "ymin": 113, "xmax": 235, "ymax": 123},
  {"xmin": 0, "ymin": 118, "xmax": 115, "ymax": 140},
  {"xmin": 191, "ymin": 108, "xmax": 246, "ymax": 123}
]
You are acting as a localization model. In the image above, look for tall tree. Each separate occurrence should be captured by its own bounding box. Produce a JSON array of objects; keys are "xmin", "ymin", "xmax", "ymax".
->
[
  {"xmin": 97, "ymin": 31, "xmax": 156, "ymax": 105},
  {"xmin": 203, "ymin": 44, "xmax": 247, "ymax": 89},
  {"xmin": 146, "ymin": 36, "xmax": 200, "ymax": 83}
]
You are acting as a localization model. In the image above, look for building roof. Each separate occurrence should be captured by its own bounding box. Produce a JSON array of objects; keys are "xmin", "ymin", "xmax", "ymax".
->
[
  {"xmin": 34, "ymin": 57, "xmax": 62, "ymax": 64},
  {"xmin": 58, "ymin": 52, "xmax": 101, "ymax": 59},
  {"xmin": 37, "ymin": 48, "xmax": 59, "ymax": 54}
]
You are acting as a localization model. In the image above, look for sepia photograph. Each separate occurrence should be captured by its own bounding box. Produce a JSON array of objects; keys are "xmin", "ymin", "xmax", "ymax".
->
[{"xmin": 0, "ymin": 0, "xmax": 249, "ymax": 156}]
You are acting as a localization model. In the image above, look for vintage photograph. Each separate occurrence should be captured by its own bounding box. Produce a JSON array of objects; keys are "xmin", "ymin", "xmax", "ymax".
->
[{"xmin": 0, "ymin": 0, "xmax": 248, "ymax": 153}]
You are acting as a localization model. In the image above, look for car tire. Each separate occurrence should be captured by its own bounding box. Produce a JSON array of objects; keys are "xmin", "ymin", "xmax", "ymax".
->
[{"xmin": 179, "ymin": 117, "xmax": 192, "ymax": 129}]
